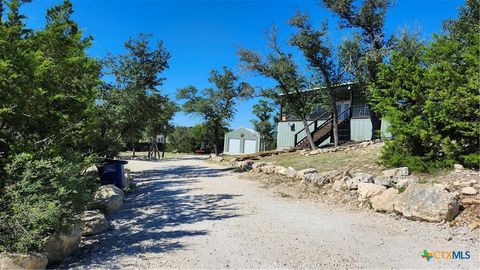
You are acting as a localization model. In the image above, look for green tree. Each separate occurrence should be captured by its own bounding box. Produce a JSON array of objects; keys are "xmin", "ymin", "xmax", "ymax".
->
[
  {"xmin": 323, "ymin": 0, "xmax": 392, "ymax": 139},
  {"xmin": 370, "ymin": 0, "xmax": 479, "ymax": 171},
  {"xmin": 239, "ymin": 26, "xmax": 319, "ymax": 150},
  {"xmin": 177, "ymin": 67, "xmax": 252, "ymax": 155},
  {"xmin": 0, "ymin": 0, "xmax": 100, "ymax": 252},
  {"xmin": 251, "ymin": 99, "xmax": 277, "ymax": 150},
  {"xmin": 94, "ymin": 34, "xmax": 174, "ymax": 158},
  {"xmin": 288, "ymin": 12, "xmax": 345, "ymax": 146}
]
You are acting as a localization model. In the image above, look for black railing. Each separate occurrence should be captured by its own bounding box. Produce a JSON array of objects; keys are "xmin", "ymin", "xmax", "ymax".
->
[
  {"xmin": 294, "ymin": 111, "xmax": 331, "ymax": 146},
  {"xmin": 294, "ymin": 106, "xmax": 354, "ymax": 147},
  {"xmin": 351, "ymin": 105, "xmax": 370, "ymax": 118}
]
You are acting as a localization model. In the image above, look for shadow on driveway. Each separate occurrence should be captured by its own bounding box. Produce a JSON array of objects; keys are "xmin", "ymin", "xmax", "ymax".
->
[{"xmin": 61, "ymin": 164, "xmax": 242, "ymax": 268}]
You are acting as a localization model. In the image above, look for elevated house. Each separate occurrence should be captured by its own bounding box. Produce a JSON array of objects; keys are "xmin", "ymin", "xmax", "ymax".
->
[{"xmin": 276, "ymin": 82, "xmax": 391, "ymax": 150}]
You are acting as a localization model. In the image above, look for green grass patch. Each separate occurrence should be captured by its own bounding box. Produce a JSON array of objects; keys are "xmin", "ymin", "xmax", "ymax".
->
[{"xmin": 261, "ymin": 146, "xmax": 383, "ymax": 174}]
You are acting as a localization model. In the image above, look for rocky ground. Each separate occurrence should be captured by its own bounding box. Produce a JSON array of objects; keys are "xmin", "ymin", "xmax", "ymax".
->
[{"xmin": 60, "ymin": 156, "xmax": 479, "ymax": 269}]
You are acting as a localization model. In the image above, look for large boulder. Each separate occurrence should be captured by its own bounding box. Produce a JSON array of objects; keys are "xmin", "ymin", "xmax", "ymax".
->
[
  {"xmin": 82, "ymin": 210, "xmax": 109, "ymax": 236},
  {"xmin": 370, "ymin": 188, "xmax": 400, "ymax": 213},
  {"xmin": 285, "ymin": 167, "xmax": 297, "ymax": 178},
  {"xmin": 92, "ymin": 185, "xmax": 124, "ymax": 213},
  {"xmin": 252, "ymin": 162, "xmax": 267, "ymax": 172},
  {"xmin": 261, "ymin": 165, "xmax": 277, "ymax": 174},
  {"xmin": 374, "ymin": 176, "xmax": 394, "ymax": 187},
  {"xmin": 307, "ymin": 170, "xmax": 341, "ymax": 186},
  {"xmin": 43, "ymin": 222, "xmax": 83, "ymax": 265},
  {"xmin": 274, "ymin": 166, "xmax": 288, "ymax": 176},
  {"xmin": 345, "ymin": 173, "xmax": 374, "ymax": 190},
  {"xmin": 382, "ymin": 167, "xmax": 409, "ymax": 178},
  {"xmin": 395, "ymin": 177, "xmax": 416, "ymax": 189},
  {"xmin": 332, "ymin": 179, "xmax": 346, "ymax": 191},
  {"xmin": 394, "ymin": 183, "xmax": 460, "ymax": 222},
  {"xmin": 295, "ymin": 168, "xmax": 318, "ymax": 179},
  {"xmin": 0, "ymin": 253, "xmax": 48, "ymax": 270},
  {"xmin": 235, "ymin": 160, "xmax": 254, "ymax": 171},
  {"xmin": 357, "ymin": 183, "xmax": 386, "ymax": 200},
  {"xmin": 461, "ymin": 187, "xmax": 478, "ymax": 195}
]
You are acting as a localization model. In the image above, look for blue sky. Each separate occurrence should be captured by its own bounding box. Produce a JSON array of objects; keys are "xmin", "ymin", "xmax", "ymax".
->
[{"xmin": 23, "ymin": 0, "xmax": 463, "ymax": 128}]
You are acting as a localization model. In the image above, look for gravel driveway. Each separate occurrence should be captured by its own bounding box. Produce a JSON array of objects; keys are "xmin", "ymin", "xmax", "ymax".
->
[{"xmin": 63, "ymin": 156, "xmax": 479, "ymax": 269}]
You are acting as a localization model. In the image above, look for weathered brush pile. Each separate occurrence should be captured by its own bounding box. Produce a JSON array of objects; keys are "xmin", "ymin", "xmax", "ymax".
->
[{"xmin": 228, "ymin": 158, "xmax": 479, "ymax": 228}]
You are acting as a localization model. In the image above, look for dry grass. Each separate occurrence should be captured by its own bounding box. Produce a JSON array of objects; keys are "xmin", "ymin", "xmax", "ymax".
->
[{"xmin": 261, "ymin": 144, "xmax": 385, "ymax": 175}]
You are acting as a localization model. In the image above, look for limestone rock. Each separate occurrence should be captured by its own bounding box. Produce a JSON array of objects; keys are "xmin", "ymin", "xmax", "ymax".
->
[
  {"xmin": 374, "ymin": 176, "xmax": 394, "ymax": 187},
  {"xmin": 357, "ymin": 183, "xmax": 386, "ymax": 200},
  {"xmin": 274, "ymin": 166, "xmax": 288, "ymax": 176},
  {"xmin": 461, "ymin": 187, "xmax": 478, "ymax": 195},
  {"xmin": 382, "ymin": 167, "xmax": 409, "ymax": 178},
  {"xmin": 370, "ymin": 188, "xmax": 400, "ymax": 213},
  {"xmin": 261, "ymin": 165, "xmax": 277, "ymax": 174},
  {"xmin": 235, "ymin": 161, "xmax": 254, "ymax": 171},
  {"xmin": 252, "ymin": 162, "xmax": 267, "ymax": 172},
  {"xmin": 394, "ymin": 183, "xmax": 460, "ymax": 222},
  {"xmin": 395, "ymin": 178, "xmax": 415, "ymax": 189},
  {"xmin": 285, "ymin": 167, "xmax": 297, "ymax": 178},
  {"xmin": 295, "ymin": 168, "xmax": 318, "ymax": 179},
  {"xmin": 210, "ymin": 155, "xmax": 224, "ymax": 162},
  {"xmin": 453, "ymin": 164, "xmax": 464, "ymax": 172},
  {"xmin": 345, "ymin": 173, "xmax": 374, "ymax": 190},
  {"xmin": 82, "ymin": 210, "xmax": 109, "ymax": 236},
  {"xmin": 43, "ymin": 222, "xmax": 84, "ymax": 265},
  {"xmin": 0, "ymin": 253, "xmax": 48, "ymax": 270},
  {"xmin": 332, "ymin": 179, "xmax": 346, "ymax": 191},
  {"xmin": 92, "ymin": 185, "xmax": 124, "ymax": 213},
  {"xmin": 83, "ymin": 165, "xmax": 99, "ymax": 178}
]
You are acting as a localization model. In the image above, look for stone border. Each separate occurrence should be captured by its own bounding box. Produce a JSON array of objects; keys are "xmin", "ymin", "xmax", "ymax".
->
[{"xmin": 226, "ymin": 158, "xmax": 478, "ymax": 227}]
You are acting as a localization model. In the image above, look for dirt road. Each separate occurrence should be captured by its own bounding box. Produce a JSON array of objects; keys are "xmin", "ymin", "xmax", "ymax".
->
[{"xmin": 64, "ymin": 156, "xmax": 479, "ymax": 269}]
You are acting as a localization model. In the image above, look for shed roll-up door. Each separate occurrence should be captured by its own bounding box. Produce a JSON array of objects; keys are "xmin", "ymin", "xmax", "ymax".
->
[
  {"xmin": 244, "ymin": 139, "xmax": 257, "ymax": 154},
  {"xmin": 228, "ymin": 138, "xmax": 241, "ymax": 154}
]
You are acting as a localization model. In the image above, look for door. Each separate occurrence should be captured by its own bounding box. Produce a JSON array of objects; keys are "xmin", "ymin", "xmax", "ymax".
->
[
  {"xmin": 244, "ymin": 139, "xmax": 257, "ymax": 154},
  {"xmin": 228, "ymin": 138, "xmax": 241, "ymax": 154},
  {"xmin": 336, "ymin": 101, "xmax": 351, "ymax": 121}
]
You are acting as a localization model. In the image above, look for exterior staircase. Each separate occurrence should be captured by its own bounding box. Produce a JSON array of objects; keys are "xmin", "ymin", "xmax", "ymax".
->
[{"xmin": 294, "ymin": 107, "xmax": 352, "ymax": 149}]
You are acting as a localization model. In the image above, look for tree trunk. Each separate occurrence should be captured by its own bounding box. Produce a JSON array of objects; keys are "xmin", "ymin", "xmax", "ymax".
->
[
  {"xmin": 332, "ymin": 101, "xmax": 339, "ymax": 147},
  {"xmin": 213, "ymin": 126, "xmax": 219, "ymax": 155},
  {"xmin": 161, "ymin": 135, "xmax": 166, "ymax": 158},
  {"xmin": 154, "ymin": 142, "xmax": 159, "ymax": 159},
  {"xmin": 148, "ymin": 138, "xmax": 153, "ymax": 159},
  {"xmin": 301, "ymin": 118, "xmax": 316, "ymax": 150},
  {"xmin": 370, "ymin": 110, "xmax": 381, "ymax": 140},
  {"xmin": 132, "ymin": 142, "xmax": 136, "ymax": 158}
]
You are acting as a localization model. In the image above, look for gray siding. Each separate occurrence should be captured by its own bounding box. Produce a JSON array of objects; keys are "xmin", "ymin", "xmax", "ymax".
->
[
  {"xmin": 277, "ymin": 120, "xmax": 330, "ymax": 149},
  {"xmin": 350, "ymin": 118, "xmax": 372, "ymax": 141}
]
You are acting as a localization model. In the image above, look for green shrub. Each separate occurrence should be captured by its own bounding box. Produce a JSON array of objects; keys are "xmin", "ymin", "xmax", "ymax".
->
[
  {"xmin": 461, "ymin": 153, "xmax": 480, "ymax": 169},
  {"xmin": 0, "ymin": 153, "xmax": 98, "ymax": 253},
  {"xmin": 378, "ymin": 140, "xmax": 454, "ymax": 173}
]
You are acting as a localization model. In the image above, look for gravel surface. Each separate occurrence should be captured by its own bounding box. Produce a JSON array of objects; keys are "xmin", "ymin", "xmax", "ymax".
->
[{"xmin": 63, "ymin": 156, "xmax": 480, "ymax": 269}]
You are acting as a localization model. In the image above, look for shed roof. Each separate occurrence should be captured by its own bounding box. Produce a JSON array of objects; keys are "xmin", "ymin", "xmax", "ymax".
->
[{"xmin": 226, "ymin": 126, "xmax": 259, "ymax": 136}]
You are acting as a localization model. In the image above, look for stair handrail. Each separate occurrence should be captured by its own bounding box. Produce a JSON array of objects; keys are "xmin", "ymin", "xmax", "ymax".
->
[
  {"xmin": 294, "ymin": 111, "xmax": 332, "ymax": 146},
  {"xmin": 294, "ymin": 106, "xmax": 353, "ymax": 146}
]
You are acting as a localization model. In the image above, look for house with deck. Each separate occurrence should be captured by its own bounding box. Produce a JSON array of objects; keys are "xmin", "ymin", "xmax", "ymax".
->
[{"xmin": 276, "ymin": 82, "xmax": 390, "ymax": 150}]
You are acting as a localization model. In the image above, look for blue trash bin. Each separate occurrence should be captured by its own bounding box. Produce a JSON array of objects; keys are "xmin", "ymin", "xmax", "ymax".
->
[{"xmin": 99, "ymin": 159, "xmax": 128, "ymax": 189}]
